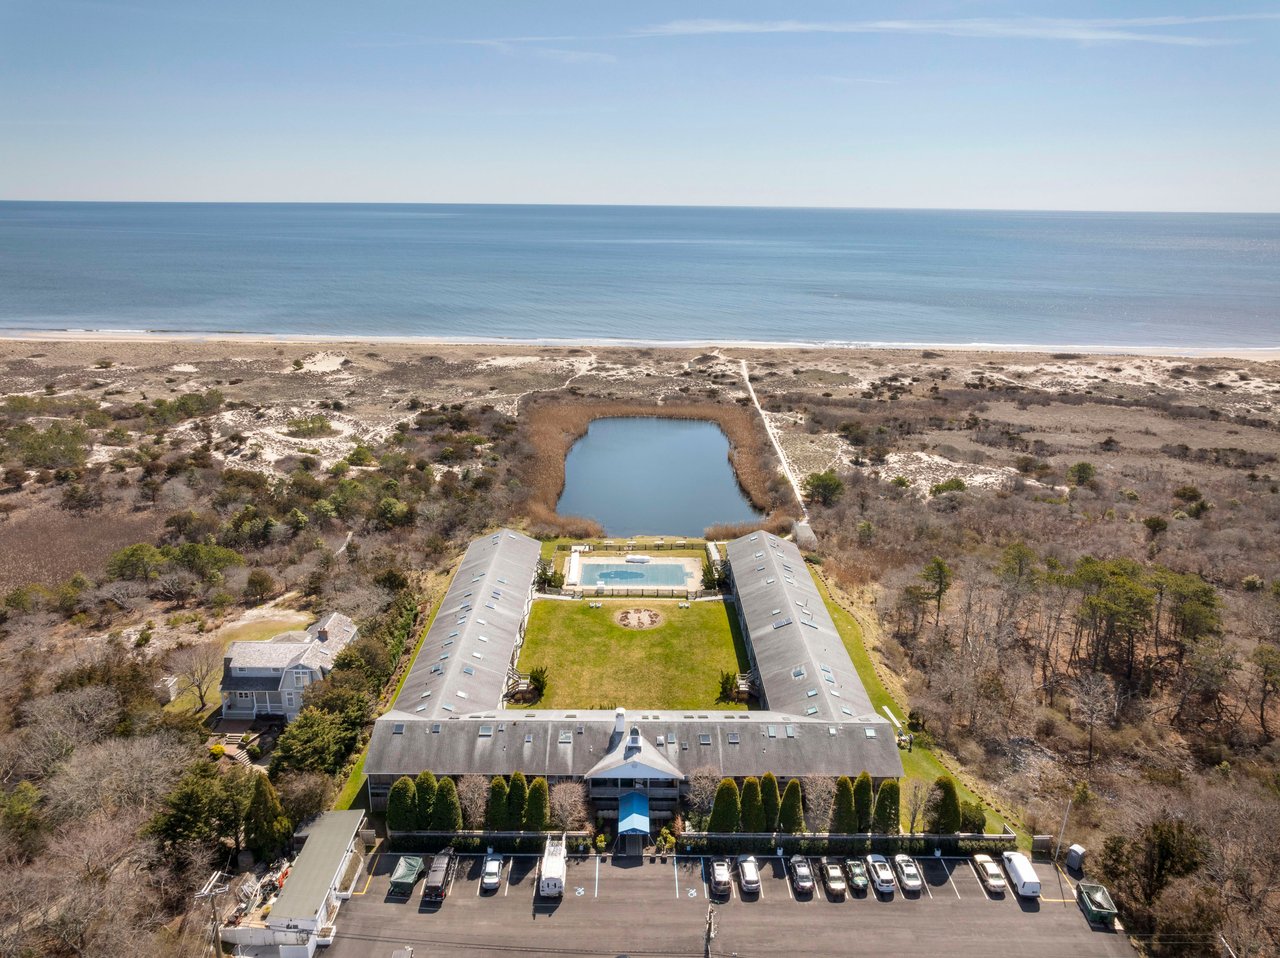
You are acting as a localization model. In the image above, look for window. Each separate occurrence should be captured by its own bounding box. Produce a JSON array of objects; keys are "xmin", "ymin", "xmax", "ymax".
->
[
  {"xmin": 656, "ymin": 735, "xmax": 665, "ymax": 747},
  {"xmin": 431, "ymin": 723, "xmax": 442, "ymax": 733},
  {"xmin": 792, "ymin": 666, "xmax": 806, "ymax": 679},
  {"xmin": 449, "ymin": 630, "xmax": 459, "ymax": 638},
  {"xmin": 841, "ymin": 706, "xmax": 853, "ymax": 716},
  {"xmin": 456, "ymin": 690, "xmax": 468, "ymax": 699},
  {"xmin": 807, "ymin": 688, "xmax": 818, "ymax": 698},
  {"xmin": 439, "ymin": 653, "xmax": 450, "ymax": 660},
  {"xmin": 477, "ymin": 635, "xmax": 489, "ymax": 643},
  {"xmin": 462, "ymin": 666, "xmax": 475, "ymax": 676},
  {"xmin": 525, "ymin": 733, "xmax": 534, "ymax": 744},
  {"xmin": 293, "ymin": 674, "xmax": 305, "ymax": 687},
  {"xmin": 472, "ymin": 652, "xmax": 483, "ymax": 660},
  {"xmin": 430, "ymin": 664, "xmax": 443, "ymax": 675},
  {"xmin": 805, "ymin": 706, "xmax": 819, "ymax": 715},
  {"xmin": 237, "ymin": 691, "xmax": 251, "ymax": 700},
  {"xmin": 392, "ymin": 723, "xmax": 405, "ymax": 735},
  {"xmin": 415, "ymin": 705, "xmax": 427, "ymax": 713},
  {"xmin": 772, "ymin": 616, "xmax": 792, "ymax": 629},
  {"xmin": 698, "ymin": 734, "xmax": 712, "ymax": 746},
  {"xmin": 479, "ymin": 726, "xmax": 493, "ymax": 737},
  {"xmin": 558, "ymin": 731, "xmax": 572, "ymax": 744},
  {"xmin": 485, "ymin": 602, "xmax": 496, "ymax": 610},
  {"xmin": 420, "ymin": 690, "xmax": 432, "ymax": 698},
  {"xmin": 767, "ymin": 725, "xmax": 777, "ymax": 738},
  {"xmin": 864, "ymin": 727, "xmax": 877, "ymax": 738},
  {"xmin": 754, "ymin": 551, "xmax": 764, "ymax": 558},
  {"xmin": 443, "ymin": 640, "xmax": 454, "ymax": 648},
  {"xmin": 442, "ymin": 703, "xmax": 454, "ymax": 712},
  {"xmin": 727, "ymin": 733, "xmax": 740, "ymax": 745}
]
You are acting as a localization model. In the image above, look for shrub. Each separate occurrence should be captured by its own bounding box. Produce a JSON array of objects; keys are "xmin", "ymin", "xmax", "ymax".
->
[
  {"xmin": 1066, "ymin": 462, "xmax": 1097, "ymax": 485},
  {"xmin": 853, "ymin": 772, "xmax": 874, "ymax": 832},
  {"xmin": 830, "ymin": 776, "xmax": 857, "ymax": 834},
  {"xmin": 486, "ymin": 777, "xmax": 509, "ymax": 830},
  {"xmin": 414, "ymin": 771, "xmax": 438, "ymax": 829},
  {"xmin": 430, "ymin": 777, "xmax": 463, "ymax": 832},
  {"xmin": 760, "ymin": 772, "xmax": 781, "ymax": 831},
  {"xmin": 506, "ymin": 772, "xmax": 528, "ymax": 829},
  {"xmin": 930, "ymin": 477, "xmax": 965, "ymax": 496},
  {"xmin": 525, "ymin": 777, "xmax": 550, "ymax": 833},
  {"xmin": 925, "ymin": 776, "xmax": 962, "ymax": 834},
  {"xmin": 872, "ymin": 781, "xmax": 900, "ymax": 835},
  {"xmin": 779, "ymin": 779, "xmax": 805, "ymax": 833},
  {"xmin": 739, "ymin": 777, "xmax": 764, "ymax": 833},
  {"xmin": 959, "ymin": 801, "xmax": 987, "ymax": 834}
]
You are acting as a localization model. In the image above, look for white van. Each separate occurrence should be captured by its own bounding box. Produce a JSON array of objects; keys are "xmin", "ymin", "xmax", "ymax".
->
[
  {"xmin": 1001, "ymin": 851, "xmax": 1042, "ymax": 899},
  {"xmin": 539, "ymin": 835, "xmax": 567, "ymax": 898}
]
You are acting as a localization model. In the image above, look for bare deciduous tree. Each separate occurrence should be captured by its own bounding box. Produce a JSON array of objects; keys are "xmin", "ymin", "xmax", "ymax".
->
[
  {"xmin": 170, "ymin": 641, "xmax": 225, "ymax": 711},
  {"xmin": 549, "ymin": 781, "xmax": 589, "ymax": 831},
  {"xmin": 686, "ymin": 765, "xmax": 721, "ymax": 818},
  {"xmin": 1073, "ymin": 671, "xmax": 1116, "ymax": 767},
  {"xmin": 801, "ymin": 776, "xmax": 837, "ymax": 833},
  {"xmin": 904, "ymin": 779, "xmax": 929, "ymax": 836},
  {"xmin": 44, "ymin": 734, "xmax": 193, "ymax": 823},
  {"xmin": 456, "ymin": 774, "xmax": 489, "ymax": 829}
]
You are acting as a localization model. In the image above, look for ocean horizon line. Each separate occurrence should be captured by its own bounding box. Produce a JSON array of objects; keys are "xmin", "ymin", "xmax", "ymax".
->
[{"xmin": 3, "ymin": 198, "xmax": 1279, "ymax": 217}]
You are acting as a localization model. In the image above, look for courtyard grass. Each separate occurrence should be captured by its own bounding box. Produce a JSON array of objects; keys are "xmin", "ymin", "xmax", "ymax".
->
[{"xmin": 518, "ymin": 598, "xmax": 750, "ymax": 711}]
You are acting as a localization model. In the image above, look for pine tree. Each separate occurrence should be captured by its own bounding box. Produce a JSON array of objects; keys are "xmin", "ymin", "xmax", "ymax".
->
[
  {"xmin": 386, "ymin": 776, "xmax": 419, "ymax": 832},
  {"xmin": 506, "ymin": 771, "xmax": 528, "ymax": 830},
  {"xmin": 779, "ymin": 779, "xmax": 805, "ymax": 833},
  {"xmin": 853, "ymin": 771, "xmax": 874, "ymax": 833},
  {"xmin": 760, "ymin": 772, "xmax": 781, "ymax": 831},
  {"xmin": 873, "ymin": 780, "xmax": 900, "ymax": 835},
  {"xmin": 430, "ymin": 777, "xmax": 463, "ymax": 832},
  {"xmin": 525, "ymin": 777, "xmax": 550, "ymax": 833},
  {"xmin": 486, "ymin": 777, "xmax": 509, "ymax": 831},
  {"xmin": 708, "ymin": 779, "xmax": 741, "ymax": 834},
  {"xmin": 925, "ymin": 775, "xmax": 962, "ymax": 834},
  {"xmin": 413, "ymin": 770, "xmax": 437, "ymax": 830},
  {"xmin": 244, "ymin": 775, "xmax": 293, "ymax": 858},
  {"xmin": 739, "ymin": 777, "xmax": 765, "ymax": 833},
  {"xmin": 830, "ymin": 776, "xmax": 857, "ymax": 834}
]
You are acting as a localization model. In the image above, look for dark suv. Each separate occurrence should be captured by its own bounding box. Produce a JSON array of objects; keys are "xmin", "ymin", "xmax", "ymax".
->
[{"xmin": 423, "ymin": 847, "xmax": 457, "ymax": 901}]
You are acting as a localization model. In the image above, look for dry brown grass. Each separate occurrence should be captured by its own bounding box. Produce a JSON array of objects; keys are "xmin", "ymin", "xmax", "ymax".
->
[
  {"xmin": 0, "ymin": 503, "xmax": 166, "ymax": 592},
  {"xmin": 703, "ymin": 514, "xmax": 794, "ymax": 541},
  {"xmin": 517, "ymin": 397, "xmax": 797, "ymax": 535}
]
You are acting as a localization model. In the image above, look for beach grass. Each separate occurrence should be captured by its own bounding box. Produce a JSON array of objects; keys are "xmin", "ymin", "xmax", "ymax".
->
[{"xmin": 518, "ymin": 599, "xmax": 750, "ymax": 711}]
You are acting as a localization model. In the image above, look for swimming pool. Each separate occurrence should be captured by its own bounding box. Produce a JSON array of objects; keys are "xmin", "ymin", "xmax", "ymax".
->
[{"xmin": 580, "ymin": 561, "xmax": 691, "ymax": 588}]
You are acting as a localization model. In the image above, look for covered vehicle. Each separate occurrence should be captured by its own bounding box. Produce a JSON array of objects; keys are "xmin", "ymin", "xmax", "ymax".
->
[
  {"xmin": 388, "ymin": 856, "xmax": 424, "ymax": 896},
  {"xmin": 1077, "ymin": 882, "xmax": 1118, "ymax": 925},
  {"xmin": 842, "ymin": 858, "xmax": 870, "ymax": 893},
  {"xmin": 423, "ymin": 847, "xmax": 457, "ymax": 901}
]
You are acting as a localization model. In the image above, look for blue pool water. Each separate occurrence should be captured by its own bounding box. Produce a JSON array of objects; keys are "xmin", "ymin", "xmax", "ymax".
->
[{"xmin": 581, "ymin": 562, "xmax": 691, "ymax": 588}]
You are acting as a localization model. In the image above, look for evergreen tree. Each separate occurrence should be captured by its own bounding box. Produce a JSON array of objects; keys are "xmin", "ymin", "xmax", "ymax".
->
[
  {"xmin": 525, "ymin": 777, "xmax": 550, "ymax": 832},
  {"xmin": 245, "ymin": 775, "xmax": 293, "ymax": 858},
  {"xmin": 430, "ymin": 777, "xmax": 463, "ymax": 832},
  {"xmin": 708, "ymin": 778, "xmax": 741, "ymax": 834},
  {"xmin": 852, "ymin": 771, "xmax": 874, "ymax": 833},
  {"xmin": 779, "ymin": 779, "xmax": 805, "ymax": 833},
  {"xmin": 386, "ymin": 776, "xmax": 419, "ymax": 832},
  {"xmin": 760, "ymin": 772, "xmax": 781, "ymax": 831},
  {"xmin": 486, "ymin": 777, "xmax": 509, "ymax": 831},
  {"xmin": 413, "ymin": 770, "xmax": 437, "ymax": 830},
  {"xmin": 506, "ymin": 771, "xmax": 528, "ymax": 830},
  {"xmin": 925, "ymin": 775, "xmax": 962, "ymax": 834},
  {"xmin": 959, "ymin": 801, "xmax": 987, "ymax": 834},
  {"xmin": 739, "ymin": 777, "xmax": 765, "ymax": 833},
  {"xmin": 872, "ymin": 780, "xmax": 900, "ymax": 835},
  {"xmin": 830, "ymin": 776, "xmax": 857, "ymax": 834}
]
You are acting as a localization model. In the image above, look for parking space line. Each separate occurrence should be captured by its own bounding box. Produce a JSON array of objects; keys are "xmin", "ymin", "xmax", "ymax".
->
[
  {"xmin": 672, "ymin": 859, "xmax": 680, "ymax": 900},
  {"xmin": 701, "ymin": 857, "xmax": 709, "ymax": 899},
  {"xmin": 944, "ymin": 862, "xmax": 962, "ymax": 899},
  {"xmin": 504, "ymin": 861, "xmax": 511, "ymax": 897},
  {"xmin": 594, "ymin": 856, "xmax": 599, "ymax": 898},
  {"xmin": 354, "ymin": 853, "xmax": 379, "ymax": 895}
]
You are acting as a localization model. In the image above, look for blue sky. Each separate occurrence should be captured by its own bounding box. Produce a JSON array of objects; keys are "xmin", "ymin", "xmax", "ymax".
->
[{"xmin": 1, "ymin": 2, "xmax": 1277, "ymax": 210}]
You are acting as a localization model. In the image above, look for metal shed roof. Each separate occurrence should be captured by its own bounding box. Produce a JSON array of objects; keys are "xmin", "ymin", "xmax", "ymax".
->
[{"xmin": 268, "ymin": 810, "xmax": 365, "ymax": 927}]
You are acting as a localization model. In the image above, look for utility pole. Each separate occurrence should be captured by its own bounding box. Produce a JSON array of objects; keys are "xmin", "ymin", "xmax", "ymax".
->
[
  {"xmin": 194, "ymin": 871, "xmax": 230, "ymax": 957},
  {"xmin": 1053, "ymin": 797, "xmax": 1073, "ymax": 863}
]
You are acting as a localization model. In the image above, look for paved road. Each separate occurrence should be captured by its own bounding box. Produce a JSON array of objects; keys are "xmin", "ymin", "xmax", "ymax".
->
[{"xmin": 327, "ymin": 852, "xmax": 1137, "ymax": 958}]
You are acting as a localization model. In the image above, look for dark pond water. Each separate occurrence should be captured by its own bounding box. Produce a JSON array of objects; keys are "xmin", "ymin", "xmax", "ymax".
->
[{"xmin": 556, "ymin": 417, "xmax": 762, "ymax": 537}]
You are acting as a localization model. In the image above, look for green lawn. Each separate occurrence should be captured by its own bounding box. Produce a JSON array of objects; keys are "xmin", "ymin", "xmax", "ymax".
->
[
  {"xmin": 814, "ymin": 573, "xmax": 1024, "ymax": 840},
  {"xmin": 518, "ymin": 599, "xmax": 749, "ymax": 710}
]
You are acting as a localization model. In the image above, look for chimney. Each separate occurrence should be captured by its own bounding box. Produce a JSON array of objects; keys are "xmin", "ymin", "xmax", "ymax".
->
[{"xmin": 614, "ymin": 707, "xmax": 626, "ymax": 735}]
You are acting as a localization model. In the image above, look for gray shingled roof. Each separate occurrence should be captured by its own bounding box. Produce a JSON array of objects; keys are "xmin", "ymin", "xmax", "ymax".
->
[
  {"xmin": 222, "ymin": 612, "xmax": 358, "ymax": 674},
  {"xmin": 366, "ymin": 708, "xmax": 903, "ymax": 781},
  {"xmin": 724, "ymin": 532, "xmax": 871, "ymax": 723},
  {"xmin": 390, "ymin": 529, "xmax": 541, "ymax": 721},
  {"xmin": 362, "ymin": 529, "xmax": 903, "ymax": 786}
]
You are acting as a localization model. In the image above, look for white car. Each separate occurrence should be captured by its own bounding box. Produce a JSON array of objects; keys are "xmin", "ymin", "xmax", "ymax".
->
[
  {"xmin": 972, "ymin": 854, "xmax": 1007, "ymax": 893},
  {"xmin": 893, "ymin": 854, "xmax": 923, "ymax": 892},
  {"xmin": 865, "ymin": 854, "xmax": 896, "ymax": 894},
  {"xmin": 480, "ymin": 855, "xmax": 503, "ymax": 892},
  {"xmin": 736, "ymin": 855, "xmax": 762, "ymax": 895}
]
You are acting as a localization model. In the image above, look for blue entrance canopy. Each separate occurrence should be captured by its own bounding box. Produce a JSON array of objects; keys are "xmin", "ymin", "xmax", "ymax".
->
[{"xmin": 618, "ymin": 791, "xmax": 650, "ymax": 836}]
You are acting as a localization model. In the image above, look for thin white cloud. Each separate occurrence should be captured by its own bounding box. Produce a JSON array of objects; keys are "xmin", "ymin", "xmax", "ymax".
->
[
  {"xmin": 826, "ymin": 76, "xmax": 895, "ymax": 85},
  {"xmin": 535, "ymin": 48, "xmax": 617, "ymax": 65},
  {"xmin": 636, "ymin": 14, "xmax": 1280, "ymax": 46}
]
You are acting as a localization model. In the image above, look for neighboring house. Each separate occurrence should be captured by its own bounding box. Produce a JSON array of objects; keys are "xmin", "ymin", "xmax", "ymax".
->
[{"xmin": 220, "ymin": 613, "xmax": 358, "ymax": 722}]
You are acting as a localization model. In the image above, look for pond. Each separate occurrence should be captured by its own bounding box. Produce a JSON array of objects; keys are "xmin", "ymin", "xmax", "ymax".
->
[{"xmin": 556, "ymin": 417, "xmax": 763, "ymax": 537}]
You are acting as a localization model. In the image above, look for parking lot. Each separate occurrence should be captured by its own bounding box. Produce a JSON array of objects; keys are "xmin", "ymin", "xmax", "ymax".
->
[{"xmin": 327, "ymin": 851, "xmax": 1136, "ymax": 958}]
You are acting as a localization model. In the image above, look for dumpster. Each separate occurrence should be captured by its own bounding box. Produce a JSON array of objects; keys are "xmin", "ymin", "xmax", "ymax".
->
[
  {"xmin": 389, "ymin": 856, "xmax": 425, "ymax": 896},
  {"xmin": 1077, "ymin": 882, "xmax": 1118, "ymax": 925}
]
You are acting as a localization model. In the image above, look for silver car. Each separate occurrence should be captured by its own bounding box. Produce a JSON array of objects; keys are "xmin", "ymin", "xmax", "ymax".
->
[
  {"xmin": 736, "ymin": 855, "xmax": 762, "ymax": 895},
  {"xmin": 480, "ymin": 855, "xmax": 503, "ymax": 892},
  {"xmin": 894, "ymin": 854, "xmax": 924, "ymax": 893}
]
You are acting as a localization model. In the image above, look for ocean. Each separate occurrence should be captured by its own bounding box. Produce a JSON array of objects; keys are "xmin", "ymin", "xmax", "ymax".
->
[{"xmin": 0, "ymin": 202, "xmax": 1276, "ymax": 348}]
